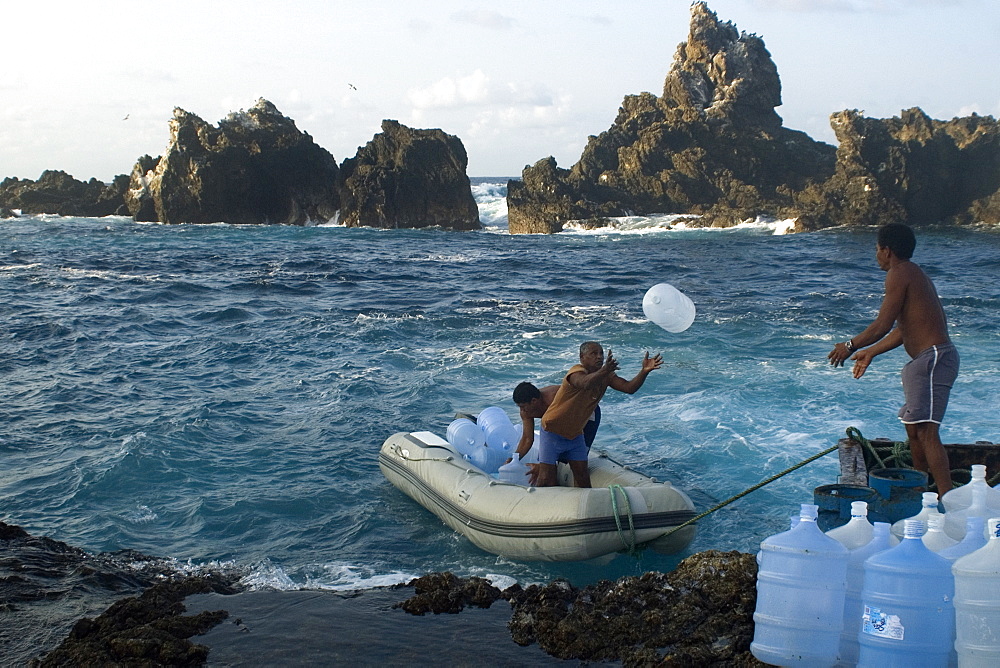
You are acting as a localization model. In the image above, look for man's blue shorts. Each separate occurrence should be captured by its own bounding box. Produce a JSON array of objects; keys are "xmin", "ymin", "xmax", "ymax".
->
[{"xmin": 538, "ymin": 428, "xmax": 589, "ymax": 465}]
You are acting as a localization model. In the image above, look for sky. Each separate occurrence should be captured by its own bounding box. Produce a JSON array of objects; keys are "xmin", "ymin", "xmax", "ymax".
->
[{"xmin": 3, "ymin": 0, "xmax": 999, "ymax": 181}]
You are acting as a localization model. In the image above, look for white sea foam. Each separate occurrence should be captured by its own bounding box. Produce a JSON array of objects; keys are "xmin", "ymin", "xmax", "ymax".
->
[{"xmin": 558, "ymin": 213, "xmax": 797, "ymax": 236}]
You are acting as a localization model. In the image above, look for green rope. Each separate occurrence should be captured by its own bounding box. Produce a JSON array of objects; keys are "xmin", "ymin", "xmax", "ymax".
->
[
  {"xmin": 845, "ymin": 426, "xmax": 987, "ymax": 490},
  {"xmin": 658, "ymin": 443, "xmax": 840, "ymax": 539},
  {"xmin": 608, "ymin": 484, "xmax": 638, "ymax": 555}
]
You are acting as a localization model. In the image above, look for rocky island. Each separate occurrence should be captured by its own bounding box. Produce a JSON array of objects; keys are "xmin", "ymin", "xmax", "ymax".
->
[
  {"xmin": 2, "ymin": 103, "xmax": 480, "ymax": 230},
  {"xmin": 507, "ymin": 1, "xmax": 1000, "ymax": 234}
]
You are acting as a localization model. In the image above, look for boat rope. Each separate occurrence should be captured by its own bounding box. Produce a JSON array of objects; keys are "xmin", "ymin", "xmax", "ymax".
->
[
  {"xmin": 608, "ymin": 484, "xmax": 638, "ymax": 555},
  {"xmin": 389, "ymin": 444, "xmax": 454, "ymax": 463},
  {"xmin": 845, "ymin": 426, "xmax": 994, "ymax": 488},
  {"xmin": 657, "ymin": 442, "xmax": 840, "ymax": 539}
]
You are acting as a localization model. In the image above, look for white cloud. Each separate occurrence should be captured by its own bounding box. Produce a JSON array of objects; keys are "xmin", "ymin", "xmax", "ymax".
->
[
  {"xmin": 407, "ymin": 70, "xmax": 492, "ymax": 109},
  {"xmin": 450, "ymin": 9, "xmax": 517, "ymax": 30}
]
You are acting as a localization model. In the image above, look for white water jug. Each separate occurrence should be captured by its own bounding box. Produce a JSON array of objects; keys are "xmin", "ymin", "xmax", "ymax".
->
[
  {"xmin": 827, "ymin": 500, "xmax": 875, "ymax": 550},
  {"xmin": 497, "ymin": 453, "xmax": 531, "ymax": 486},
  {"xmin": 922, "ymin": 514, "xmax": 958, "ymax": 553},
  {"xmin": 941, "ymin": 464, "xmax": 1000, "ymax": 513},
  {"xmin": 891, "ymin": 491, "xmax": 941, "ymax": 540},
  {"xmin": 953, "ymin": 518, "xmax": 1000, "ymax": 667}
]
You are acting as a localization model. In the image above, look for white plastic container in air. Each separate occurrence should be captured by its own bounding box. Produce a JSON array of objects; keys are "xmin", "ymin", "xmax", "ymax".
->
[
  {"xmin": 751, "ymin": 503, "xmax": 848, "ymax": 667},
  {"xmin": 953, "ymin": 517, "xmax": 1000, "ymax": 667}
]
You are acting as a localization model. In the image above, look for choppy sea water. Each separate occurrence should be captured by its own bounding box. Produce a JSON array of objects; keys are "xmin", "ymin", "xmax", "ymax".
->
[{"xmin": 2, "ymin": 178, "xmax": 999, "ymax": 661}]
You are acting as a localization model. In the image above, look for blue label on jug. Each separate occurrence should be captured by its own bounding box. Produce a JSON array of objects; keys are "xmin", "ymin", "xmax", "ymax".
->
[{"xmin": 862, "ymin": 605, "xmax": 904, "ymax": 640}]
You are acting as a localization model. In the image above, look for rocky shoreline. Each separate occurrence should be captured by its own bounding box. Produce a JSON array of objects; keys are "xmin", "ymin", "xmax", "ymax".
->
[
  {"xmin": 4, "ymin": 2, "xmax": 999, "ymax": 233},
  {"xmin": 3, "ymin": 521, "xmax": 762, "ymax": 666}
]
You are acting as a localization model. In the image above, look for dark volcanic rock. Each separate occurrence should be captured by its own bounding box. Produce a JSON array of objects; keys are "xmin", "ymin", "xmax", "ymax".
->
[
  {"xmin": 393, "ymin": 572, "xmax": 504, "ymax": 615},
  {"xmin": 508, "ymin": 2, "xmax": 836, "ymax": 234},
  {"xmin": 0, "ymin": 171, "xmax": 129, "ymax": 217},
  {"xmin": 339, "ymin": 120, "xmax": 481, "ymax": 230},
  {"xmin": 395, "ymin": 550, "xmax": 763, "ymax": 666},
  {"xmin": 791, "ymin": 108, "xmax": 1000, "ymax": 230},
  {"xmin": 33, "ymin": 576, "xmax": 237, "ymax": 667},
  {"xmin": 507, "ymin": 1, "xmax": 1000, "ymax": 233},
  {"xmin": 126, "ymin": 99, "xmax": 341, "ymax": 225}
]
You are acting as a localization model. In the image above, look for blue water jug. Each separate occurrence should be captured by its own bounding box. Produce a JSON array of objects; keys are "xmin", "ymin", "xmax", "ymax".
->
[
  {"xmin": 953, "ymin": 518, "xmax": 1000, "ymax": 667},
  {"xmin": 751, "ymin": 503, "xmax": 848, "ymax": 667},
  {"xmin": 857, "ymin": 519, "xmax": 955, "ymax": 667},
  {"xmin": 464, "ymin": 443, "xmax": 506, "ymax": 475},
  {"xmin": 938, "ymin": 516, "xmax": 987, "ymax": 562},
  {"xmin": 446, "ymin": 418, "xmax": 485, "ymax": 456},
  {"xmin": 838, "ymin": 522, "xmax": 895, "ymax": 667}
]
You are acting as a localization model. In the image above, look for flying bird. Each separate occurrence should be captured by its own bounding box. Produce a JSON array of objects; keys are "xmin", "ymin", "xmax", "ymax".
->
[
  {"xmin": 122, "ymin": 114, "xmax": 130, "ymax": 121},
  {"xmin": 347, "ymin": 83, "xmax": 357, "ymax": 91}
]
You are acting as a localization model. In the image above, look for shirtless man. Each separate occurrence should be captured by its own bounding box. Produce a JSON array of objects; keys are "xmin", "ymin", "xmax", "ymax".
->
[
  {"xmin": 511, "ymin": 382, "xmax": 601, "ymax": 484},
  {"xmin": 828, "ymin": 223, "xmax": 959, "ymax": 494},
  {"xmin": 530, "ymin": 342, "xmax": 663, "ymax": 488}
]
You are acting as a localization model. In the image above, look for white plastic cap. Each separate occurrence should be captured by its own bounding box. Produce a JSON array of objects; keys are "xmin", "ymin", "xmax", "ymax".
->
[
  {"xmin": 850, "ymin": 501, "xmax": 868, "ymax": 517},
  {"xmin": 971, "ymin": 464, "xmax": 987, "ymax": 479},
  {"xmin": 799, "ymin": 503, "xmax": 819, "ymax": 521},
  {"xmin": 922, "ymin": 492, "xmax": 939, "ymax": 506}
]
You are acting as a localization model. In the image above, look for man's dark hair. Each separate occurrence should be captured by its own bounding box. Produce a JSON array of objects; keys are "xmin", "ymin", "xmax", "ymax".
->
[
  {"xmin": 513, "ymin": 382, "xmax": 540, "ymax": 405},
  {"xmin": 877, "ymin": 223, "xmax": 916, "ymax": 260}
]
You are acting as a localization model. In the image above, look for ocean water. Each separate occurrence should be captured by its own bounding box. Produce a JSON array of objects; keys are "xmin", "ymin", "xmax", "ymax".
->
[{"xmin": 2, "ymin": 179, "xmax": 999, "ymax": 657}]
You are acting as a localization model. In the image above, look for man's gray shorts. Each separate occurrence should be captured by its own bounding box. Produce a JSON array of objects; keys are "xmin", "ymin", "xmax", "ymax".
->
[{"xmin": 899, "ymin": 343, "xmax": 959, "ymax": 424}]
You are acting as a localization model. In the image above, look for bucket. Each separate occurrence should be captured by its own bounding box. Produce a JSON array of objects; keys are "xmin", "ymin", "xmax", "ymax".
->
[
  {"xmin": 813, "ymin": 484, "xmax": 880, "ymax": 531},
  {"xmin": 868, "ymin": 468, "xmax": 927, "ymax": 524}
]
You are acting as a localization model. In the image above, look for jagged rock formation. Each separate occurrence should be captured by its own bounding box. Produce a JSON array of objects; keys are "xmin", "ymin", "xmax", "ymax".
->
[
  {"xmin": 6, "ymin": 104, "xmax": 481, "ymax": 230},
  {"xmin": 339, "ymin": 120, "xmax": 481, "ymax": 230},
  {"xmin": 508, "ymin": 2, "xmax": 836, "ymax": 234},
  {"xmin": 125, "ymin": 99, "xmax": 341, "ymax": 225},
  {"xmin": 791, "ymin": 108, "xmax": 1000, "ymax": 231},
  {"xmin": 0, "ymin": 170, "xmax": 129, "ymax": 217},
  {"xmin": 508, "ymin": 2, "xmax": 1000, "ymax": 233}
]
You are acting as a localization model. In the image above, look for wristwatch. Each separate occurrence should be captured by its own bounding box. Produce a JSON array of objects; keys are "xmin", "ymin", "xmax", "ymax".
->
[{"xmin": 845, "ymin": 339, "xmax": 856, "ymax": 353}]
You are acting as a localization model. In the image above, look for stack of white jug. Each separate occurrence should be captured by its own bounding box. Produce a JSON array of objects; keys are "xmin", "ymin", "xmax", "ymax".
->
[{"xmin": 751, "ymin": 471, "xmax": 1000, "ymax": 667}]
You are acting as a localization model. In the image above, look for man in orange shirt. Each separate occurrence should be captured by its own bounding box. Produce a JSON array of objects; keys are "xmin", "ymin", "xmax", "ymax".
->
[{"xmin": 530, "ymin": 341, "xmax": 663, "ymax": 488}]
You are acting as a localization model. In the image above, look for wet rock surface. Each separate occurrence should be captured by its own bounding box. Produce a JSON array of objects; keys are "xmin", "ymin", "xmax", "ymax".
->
[
  {"xmin": 339, "ymin": 119, "xmax": 481, "ymax": 230},
  {"xmin": 395, "ymin": 550, "xmax": 764, "ymax": 666},
  {"xmin": 33, "ymin": 576, "xmax": 239, "ymax": 667},
  {"xmin": 0, "ymin": 171, "xmax": 130, "ymax": 217},
  {"xmin": 125, "ymin": 99, "xmax": 342, "ymax": 225}
]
